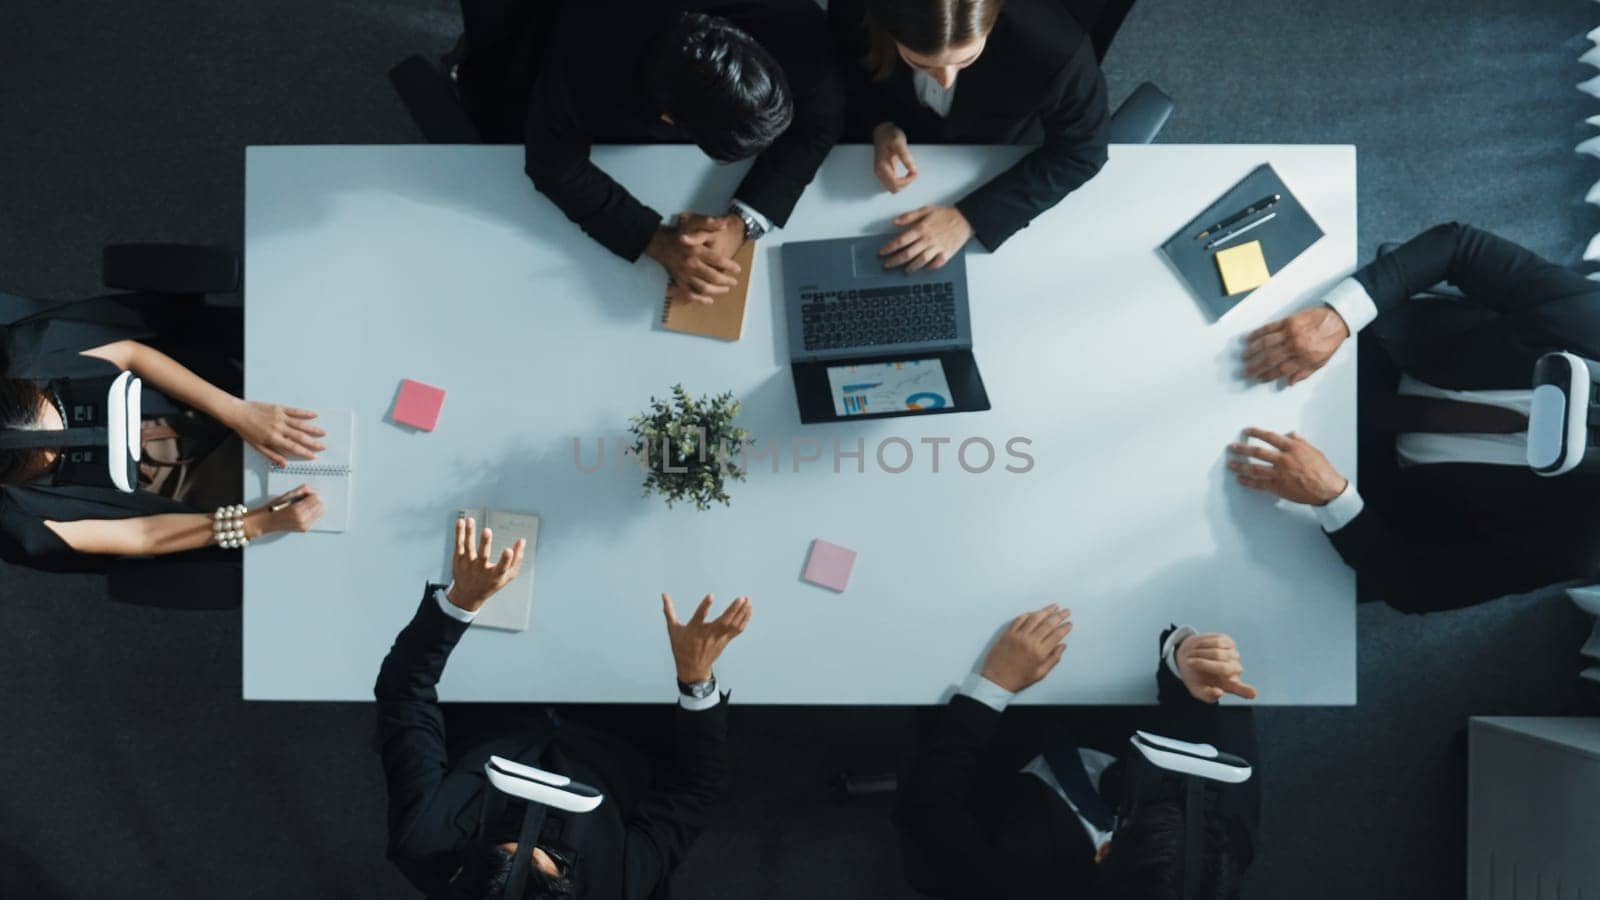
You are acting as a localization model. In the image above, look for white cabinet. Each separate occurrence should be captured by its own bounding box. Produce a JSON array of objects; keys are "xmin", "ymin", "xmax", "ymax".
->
[{"xmin": 1468, "ymin": 717, "xmax": 1600, "ymax": 899}]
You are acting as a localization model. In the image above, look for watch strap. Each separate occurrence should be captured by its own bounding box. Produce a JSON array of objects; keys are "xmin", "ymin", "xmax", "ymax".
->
[
  {"xmin": 677, "ymin": 676, "xmax": 717, "ymax": 699},
  {"xmin": 730, "ymin": 205, "xmax": 767, "ymax": 242}
]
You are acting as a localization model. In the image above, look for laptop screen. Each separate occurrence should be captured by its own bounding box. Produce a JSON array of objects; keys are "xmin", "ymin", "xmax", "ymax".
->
[{"xmin": 826, "ymin": 359, "xmax": 956, "ymax": 417}]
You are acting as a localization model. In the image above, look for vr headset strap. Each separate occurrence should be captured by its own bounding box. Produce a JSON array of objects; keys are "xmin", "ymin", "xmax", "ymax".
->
[
  {"xmin": 0, "ymin": 426, "xmax": 109, "ymax": 450},
  {"xmin": 503, "ymin": 800, "xmax": 550, "ymax": 900},
  {"xmin": 1182, "ymin": 777, "xmax": 1203, "ymax": 900}
]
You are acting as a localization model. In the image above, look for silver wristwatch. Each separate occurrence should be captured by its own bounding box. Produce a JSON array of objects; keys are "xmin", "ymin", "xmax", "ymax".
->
[
  {"xmin": 730, "ymin": 205, "xmax": 767, "ymax": 242},
  {"xmin": 677, "ymin": 676, "xmax": 718, "ymax": 700}
]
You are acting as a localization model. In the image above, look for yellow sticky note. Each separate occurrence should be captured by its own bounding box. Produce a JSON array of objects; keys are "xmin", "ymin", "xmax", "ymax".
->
[{"xmin": 1215, "ymin": 240, "xmax": 1271, "ymax": 296}]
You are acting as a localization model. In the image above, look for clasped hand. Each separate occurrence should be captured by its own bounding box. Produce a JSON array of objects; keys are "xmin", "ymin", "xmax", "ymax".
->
[{"xmin": 648, "ymin": 213, "xmax": 747, "ymax": 306}]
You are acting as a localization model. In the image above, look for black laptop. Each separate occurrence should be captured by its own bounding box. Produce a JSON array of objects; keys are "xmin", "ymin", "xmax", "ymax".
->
[{"xmin": 781, "ymin": 234, "xmax": 990, "ymax": 424}]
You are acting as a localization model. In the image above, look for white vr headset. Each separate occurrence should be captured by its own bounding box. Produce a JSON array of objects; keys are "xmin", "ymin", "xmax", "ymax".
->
[
  {"xmin": 484, "ymin": 755, "xmax": 604, "ymax": 814},
  {"xmin": 1129, "ymin": 730, "xmax": 1254, "ymax": 784},
  {"xmin": 0, "ymin": 371, "xmax": 141, "ymax": 492},
  {"xmin": 1528, "ymin": 351, "xmax": 1600, "ymax": 477},
  {"xmin": 1123, "ymin": 731, "xmax": 1254, "ymax": 900},
  {"xmin": 459, "ymin": 756, "xmax": 605, "ymax": 900}
]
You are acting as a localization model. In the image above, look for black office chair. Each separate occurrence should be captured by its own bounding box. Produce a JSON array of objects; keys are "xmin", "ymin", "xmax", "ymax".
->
[
  {"xmin": 390, "ymin": 55, "xmax": 480, "ymax": 144},
  {"xmin": 101, "ymin": 242, "xmax": 240, "ymax": 297},
  {"xmin": 830, "ymin": 706, "xmax": 953, "ymax": 899},
  {"xmin": 2, "ymin": 243, "xmax": 238, "ymax": 327},
  {"xmin": 1065, "ymin": 0, "xmax": 1175, "ymax": 145}
]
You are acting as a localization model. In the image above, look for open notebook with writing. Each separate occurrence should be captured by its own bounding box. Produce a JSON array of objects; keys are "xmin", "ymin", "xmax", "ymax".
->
[
  {"xmin": 662, "ymin": 239, "xmax": 755, "ymax": 341},
  {"xmin": 266, "ymin": 410, "xmax": 354, "ymax": 533},
  {"xmin": 454, "ymin": 508, "xmax": 541, "ymax": 632}
]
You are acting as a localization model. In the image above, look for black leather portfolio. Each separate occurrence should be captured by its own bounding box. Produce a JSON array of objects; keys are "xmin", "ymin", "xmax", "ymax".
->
[{"xmin": 1160, "ymin": 163, "xmax": 1325, "ymax": 320}]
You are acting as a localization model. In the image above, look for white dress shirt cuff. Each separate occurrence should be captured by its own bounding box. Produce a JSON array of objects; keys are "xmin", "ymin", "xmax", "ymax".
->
[
  {"xmin": 678, "ymin": 686, "xmax": 724, "ymax": 712},
  {"xmin": 1162, "ymin": 625, "xmax": 1197, "ymax": 679},
  {"xmin": 958, "ymin": 672, "xmax": 1016, "ymax": 713},
  {"xmin": 1322, "ymin": 277, "xmax": 1379, "ymax": 335},
  {"xmin": 729, "ymin": 199, "xmax": 775, "ymax": 236},
  {"xmin": 434, "ymin": 584, "xmax": 478, "ymax": 623},
  {"xmin": 1314, "ymin": 482, "xmax": 1366, "ymax": 533}
]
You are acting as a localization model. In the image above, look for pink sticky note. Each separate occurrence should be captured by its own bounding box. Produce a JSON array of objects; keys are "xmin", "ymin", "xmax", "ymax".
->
[
  {"xmin": 802, "ymin": 539, "xmax": 857, "ymax": 592},
  {"xmin": 392, "ymin": 379, "xmax": 446, "ymax": 431}
]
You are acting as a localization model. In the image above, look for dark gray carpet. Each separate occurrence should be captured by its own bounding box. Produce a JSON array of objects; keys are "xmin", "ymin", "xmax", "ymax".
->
[{"xmin": 2, "ymin": 1, "xmax": 1598, "ymax": 898}]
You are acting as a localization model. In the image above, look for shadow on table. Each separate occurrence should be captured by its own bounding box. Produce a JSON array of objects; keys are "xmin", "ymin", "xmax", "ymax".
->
[
  {"xmin": 1081, "ymin": 452, "xmax": 1338, "ymax": 701},
  {"xmin": 248, "ymin": 148, "xmax": 755, "ymax": 326},
  {"xmin": 392, "ymin": 416, "xmax": 646, "ymax": 568}
]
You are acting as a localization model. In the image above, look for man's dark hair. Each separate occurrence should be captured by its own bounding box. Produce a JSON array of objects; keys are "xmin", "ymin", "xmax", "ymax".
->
[
  {"xmin": 451, "ymin": 845, "xmax": 576, "ymax": 900},
  {"xmin": 0, "ymin": 378, "xmax": 57, "ymax": 486},
  {"xmin": 647, "ymin": 12, "xmax": 794, "ymax": 162},
  {"xmin": 1101, "ymin": 794, "xmax": 1242, "ymax": 900}
]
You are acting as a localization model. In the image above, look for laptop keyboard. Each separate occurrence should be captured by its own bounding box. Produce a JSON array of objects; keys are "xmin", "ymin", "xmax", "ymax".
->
[{"xmin": 799, "ymin": 281, "xmax": 959, "ymax": 352}]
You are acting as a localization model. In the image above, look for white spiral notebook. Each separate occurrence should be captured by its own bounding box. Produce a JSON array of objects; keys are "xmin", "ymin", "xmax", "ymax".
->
[{"xmin": 266, "ymin": 410, "xmax": 354, "ymax": 533}]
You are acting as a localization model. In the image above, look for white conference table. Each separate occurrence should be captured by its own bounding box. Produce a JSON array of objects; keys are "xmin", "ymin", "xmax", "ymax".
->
[{"xmin": 243, "ymin": 143, "xmax": 1357, "ymax": 705}]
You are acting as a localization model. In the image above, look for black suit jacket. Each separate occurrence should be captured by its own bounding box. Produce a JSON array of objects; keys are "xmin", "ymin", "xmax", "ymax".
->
[
  {"xmin": 524, "ymin": 0, "xmax": 843, "ymax": 261},
  {"xmin": 374, "ymin": 587, "xmax": 730, "ymax": 899},
  {"xmin": 1330, "ymin": 223, "xmax": 1600, "ymax": 613},
  {"xmin": 828, "ymin": 0, "xmax": 1109, "ymax": 251},
  {"xmin": 896, "ymin": 628, "xmax": 1260, "ymax": 899}
]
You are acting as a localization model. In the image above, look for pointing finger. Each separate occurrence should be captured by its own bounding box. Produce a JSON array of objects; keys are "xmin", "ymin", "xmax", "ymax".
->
[{"xmin": 662, "ymin": 592, "xmax": 680, "ymax": 626}]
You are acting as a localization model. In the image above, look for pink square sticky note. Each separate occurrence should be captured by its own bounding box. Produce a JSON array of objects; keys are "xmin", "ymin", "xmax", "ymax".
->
[
  {"xmin": 392, "ymin": 379, "xmax": 446, "ymax": 431},
  {"xmin": 802, "ymin": 539, "xmax": 857, "ymax": 592}
]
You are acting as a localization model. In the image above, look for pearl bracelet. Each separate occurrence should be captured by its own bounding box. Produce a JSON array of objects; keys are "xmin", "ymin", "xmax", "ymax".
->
[{"xmin": 213, "ymin": 504, "xmax": 250, "ymax": 550}]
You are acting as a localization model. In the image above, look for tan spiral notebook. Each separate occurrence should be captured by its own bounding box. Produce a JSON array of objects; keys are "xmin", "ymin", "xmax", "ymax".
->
[{"xmin": 662, "ymin": 239, "xmax": 755, "ymax": 341}]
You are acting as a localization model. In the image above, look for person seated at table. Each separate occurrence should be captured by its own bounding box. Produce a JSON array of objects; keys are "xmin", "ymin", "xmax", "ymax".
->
[
  {"xmin": 375, "ymin": 515, "xmax": 751, "ymax": 899},
  {"xmin": 1230, "ymin": 222, "xmax": 1600, "ymax": 613},
  {"xmin": 0, "ymin": 293, "xmax": 324, "ymax": 608},
  {"xmin": 451, "ymin": 0, "xmax": 843, "ymax": 305},
  {"xmin": 898, "ymin": 604, "xmax": 1260, "ymax": 899},
  {"xmin": 827, "ymin": 0, "xmax": 1109, "ymax": 273}
]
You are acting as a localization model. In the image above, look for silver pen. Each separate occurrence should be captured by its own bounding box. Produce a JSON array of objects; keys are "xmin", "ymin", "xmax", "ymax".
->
[{"xmin": 1205, "ymin": 212, "xmax": 1277, "ymax": 252}]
